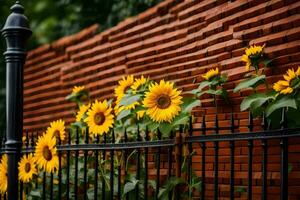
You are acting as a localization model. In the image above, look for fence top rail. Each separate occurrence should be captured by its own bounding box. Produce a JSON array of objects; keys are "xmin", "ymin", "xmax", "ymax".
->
[{"xmin": 0, "ymin": 127, "xmax": 297, "ymax": 154}]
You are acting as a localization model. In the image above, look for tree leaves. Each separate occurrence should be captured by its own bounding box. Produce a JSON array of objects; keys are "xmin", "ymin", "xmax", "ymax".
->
[{"xmin": 233, "ymin": 75, "xmax": 265, "ymax": 93}]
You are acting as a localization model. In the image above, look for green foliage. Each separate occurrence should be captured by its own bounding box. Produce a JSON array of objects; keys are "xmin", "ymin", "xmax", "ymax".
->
[
  {"xmin": 240, "ymin": 92, "xmax": 275, "ymax": 117},
  {"xmin": 265, "ymin": 96, "xmax": 297, "ymax": 117},
  {"xmin": 233, "ymin": 75, "xmax": 266, "ymax": 93}
]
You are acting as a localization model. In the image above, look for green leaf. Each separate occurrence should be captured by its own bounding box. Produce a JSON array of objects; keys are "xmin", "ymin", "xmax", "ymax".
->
[
  {"xmin": 189, "ymin": 81, "xmax": 210, "ymax": 95},
  {"xmin": 173, "ymin": 113, "xmax": 190, "ymax": 126},
  {"xmin": 158, "ymin": 177, "xmax": 185, "ymax": 199},
  {"xmin": 235, "ymin": 187, "xmax": 247, "ymax": 193},
  {"xmin": 29, "ymin": 189, "xmax": 42, "ymax": 197},
  {"xmin": 159, "ymin": 122, "xmax": 173, "ymax": 138},
  {"xmin": 266, "ymin": 96, "xmax": 297, "ymax": 117},
  {"xmin": 233, "ymin": 75, "xmax": 266, "ymax": 93},
  {"xmin": 198, "ymin": 81, "xmax": 211, "ymax": 91},
  {"xmin": 123, "ymin": 180, "xmax": 139, "ymax": 196},
  {"xmin": 116, "ymin": 109, "xmax": 131, "ymax": 121},
  {"xmin": 71, "ymin": 121, "xmax": 86, "ymax": 129},
  {"xmin": 148, "ymin": 121, "xmax": 159, "ymax": 132},
  {"xmin": 181, "ymin": 97, "xmax": 201, "ymax": 113},
  {"xmin": 65, "ymin": 90, "xmax": 88, "ymax": 101},
  {"xmin": 240, "ymin": 93, "xmax": 274, "ymax": 111},
  {"xmin": 263, "ymin": 59, "xmax": 272, "ymax": 67},
  {"xmin": 119, "ymin": 94, "xmax": 141, "ymax": 106},
  {"xmin": 202, "ymin": 89, "xmax": 223, "ymax": 96}
]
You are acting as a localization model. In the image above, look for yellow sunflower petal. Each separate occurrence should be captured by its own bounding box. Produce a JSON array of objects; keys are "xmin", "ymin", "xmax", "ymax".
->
[
  {"xmin": 0, "ymin": 155, "xmax": 7, "ymax": 194},
  {"xmin": 18, "ymin": 154, "xmax": 37, "ymax": 183},
  {"xmin": 46, "ymin": 119, "xmax": 66, "ymax": 141},
  {"xmin": 114, "ymin": 75, "xmax": 135, "ymax": 104},
  {"xmin": 76, "ymin": 103, "xmax": 90, "ymax": 122},
  {"xmin": 202, "ymin": 67, "xmax": 219, "ymax": 81},
  {"xmin": 34, "ymin": 133, "xmax": 59, "ymax": 173},
  {"xmin": 72, "ymin": 86, "xmax": 85, "ymax": 95},
  {"xmin": 143, "ymin": 80, "xmax": 182, "ymax": 122},
  {"xmin": 131, "ymin": 76, "xmax": 147, "ymax": 94},
  {"xmin": 85, "ymin": 100, "xmax": 114, "ymax": 137}
]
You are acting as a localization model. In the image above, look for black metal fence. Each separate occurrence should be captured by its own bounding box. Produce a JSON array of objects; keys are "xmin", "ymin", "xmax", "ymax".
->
[
  {"xmin": 1, "ymin": 2, "xmax": 300, "ymax": 200},
  {"xmin": 0, "ymin": 111, "xmax": 299, "ymax": 200}
]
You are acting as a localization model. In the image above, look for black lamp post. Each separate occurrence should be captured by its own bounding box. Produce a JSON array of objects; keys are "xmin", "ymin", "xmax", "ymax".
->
[{"xmin": 1, "ymin": 1, "xmax": 31, "ymax": 199}]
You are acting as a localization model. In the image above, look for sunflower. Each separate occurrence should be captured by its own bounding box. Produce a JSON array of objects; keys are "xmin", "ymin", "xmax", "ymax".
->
[
  {"xmin": 46, "ymin": 119, "xmax": 66, "ymax": 141},
  {"xmin": 202, "ymin": 68, "xmax": 219, "ymax": 81},
  {"xmin": 273, "ymin": 81, "xmax": 293, "ymax": 94},
  {"xmin": 241, "ymin": 55, "xmax": 252, "ymax": 71},
  {"xmin": 0, "ymin": 155, "xmax": 7, "ymax": 194},
  {"xmin": 76, "ymin": 103, "xmax": 90, "ymax": 122},
  {"xmin": 131, "ymin": 76, "xmax": 147, "ymax": 94},
  {"xmin": 72, "ymin": 86, "xmax": 85, "ymax": 95},
  {"xmin": 18, "ymin": 154, "xmax": 37, "ymax": 183},
  {"xmin": 114, "ymin": 75, "xmax": 135, "ymax": 104},
  {"xmin": 273, "ymin": 67, "xmax": 300, "ymax": 95},
  {"xmin": 143, "ymin": 80, "xmax": 182, "ymax": 123},
  {"xmin": 242, "ymin": 44, "xmax": 265, "ymax": 71},
  {"xmin": 85, "ymin": 100, "xmax": 114, "ymax": 137},
  {"xmin": 35, "ymin": 133, "xmax": 59, "ymax": 173}
]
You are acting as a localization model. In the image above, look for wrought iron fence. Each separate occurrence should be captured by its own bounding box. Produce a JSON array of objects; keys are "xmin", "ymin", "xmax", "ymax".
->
[
  {"xmin": 0, "ymin": 110, "xmax": 299, "ymax": 200},
  {"xmin": 1, "ymin": 2, "xmax": 300, "ymax": 200}
]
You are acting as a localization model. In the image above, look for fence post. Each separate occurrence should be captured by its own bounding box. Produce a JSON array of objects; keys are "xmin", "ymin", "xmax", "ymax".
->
[{"xmin": 1, "ymin": 2, "xmax": 31, "ymax": 199}]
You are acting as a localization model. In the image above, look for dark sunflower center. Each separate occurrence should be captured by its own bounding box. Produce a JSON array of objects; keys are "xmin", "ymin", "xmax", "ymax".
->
[
  {"xmin": 25, "ymin": 163, "xmax": 31, "ymax": 173},
  {"xmin": 42, "ymin": 146, "xmax": 52, "ymax": 161},
  {"xmin": 94, "ymin": 112, "xmax": 105, "ymax": 125},
  {"xmin": 156, "ymin": 94, "xmax": 171, "ymax": 109}
]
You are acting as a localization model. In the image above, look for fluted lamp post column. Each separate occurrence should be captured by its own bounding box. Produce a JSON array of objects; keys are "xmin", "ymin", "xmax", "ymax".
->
[{"xmin": 1, "ymin": 1, "xmax": 31, "ymax": 199}]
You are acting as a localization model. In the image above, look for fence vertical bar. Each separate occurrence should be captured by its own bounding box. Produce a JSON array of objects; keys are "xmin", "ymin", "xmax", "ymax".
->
[
  {"xmin": 1, "ymin": 2, "xmax": 31, "ymax": 200},
  {"xmin": 58, "ymin": 137, "xmax": 62, "ymax": 199},
  {"xmin": 117, "ymin": 159, "xmax": 121, "ymax": 200},
  {"xmin": 42, "ymin": 171, "xmax": 46, "ymax": 200},
  {"xmin": 201, "ymin": 116, "xmax": 206, "ymax": 200},
  {"xmin": 187, "ymin": 117, "xmax": 193, "ymax": 199},
  {"xmin": 247, "ymin": 113, "xmax": 253, "ymax": 200},
  {"xmin": 174, "ymin": 126, "xmax": 183, "ymax": 200},
  {"xmin": 50, "ymin": 172, "xmax": 54, "ymax": 200},
  {"xmin": 214, "ymin": 115, "xmax": 219, "ymax": 200},
  {"xmin": 74, "ymin": 128, "xmax": 79, "ymax": 200},
  {"xmin": 168, "ymin": 131, "xmax": 173, "ymax": 200},
  {"xmin": 66, "ymin": 130, "xmax": 71, "ymax": 200},
  {"xmin": 135, "ymin": 126, "xmax": 141, "ymax": 200},
  {"xmin": 94, "ymin": 135, "xmax": 99, "ymax": 200},
  {"xmin": 261, "ymin": 115, "xmax": 268, "ymax": 200},
  {"xmin": 110, "ymin": 129, "xmax": 115, "ymax": 200},
  {"xmin": 84, "ymin": 128, "xmax": 89, "ymax": 200},
  {"xmin": 124, "ymin": 129, "xmax": 129, "ymax": 200},
  {"xmin": 144, "ymin": 128, "xmax": 149, "ymax": 200},
  {"xmin": 25, "ymin": 131, "xmax": 29, "ymax": 196},
  {"xmin": 230, "ymin": 113, "xmax": 235, "ymax": 200},
  {"xmin": 102, "ymin": 134, "xmax": 107, "ymax": 200},
  {"xmin": 280, "ymin": 108, "xmax": 288, "ymax": 200},
  {"xmin": 155, "ymin": 129, "xmax": 162, "ymax": 200}
]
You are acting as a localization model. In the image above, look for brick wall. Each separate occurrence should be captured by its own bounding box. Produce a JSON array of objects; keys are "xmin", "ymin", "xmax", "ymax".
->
[{"xmin": 24, "ymin": 0, "xmax": 300, "ymax": 199}]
